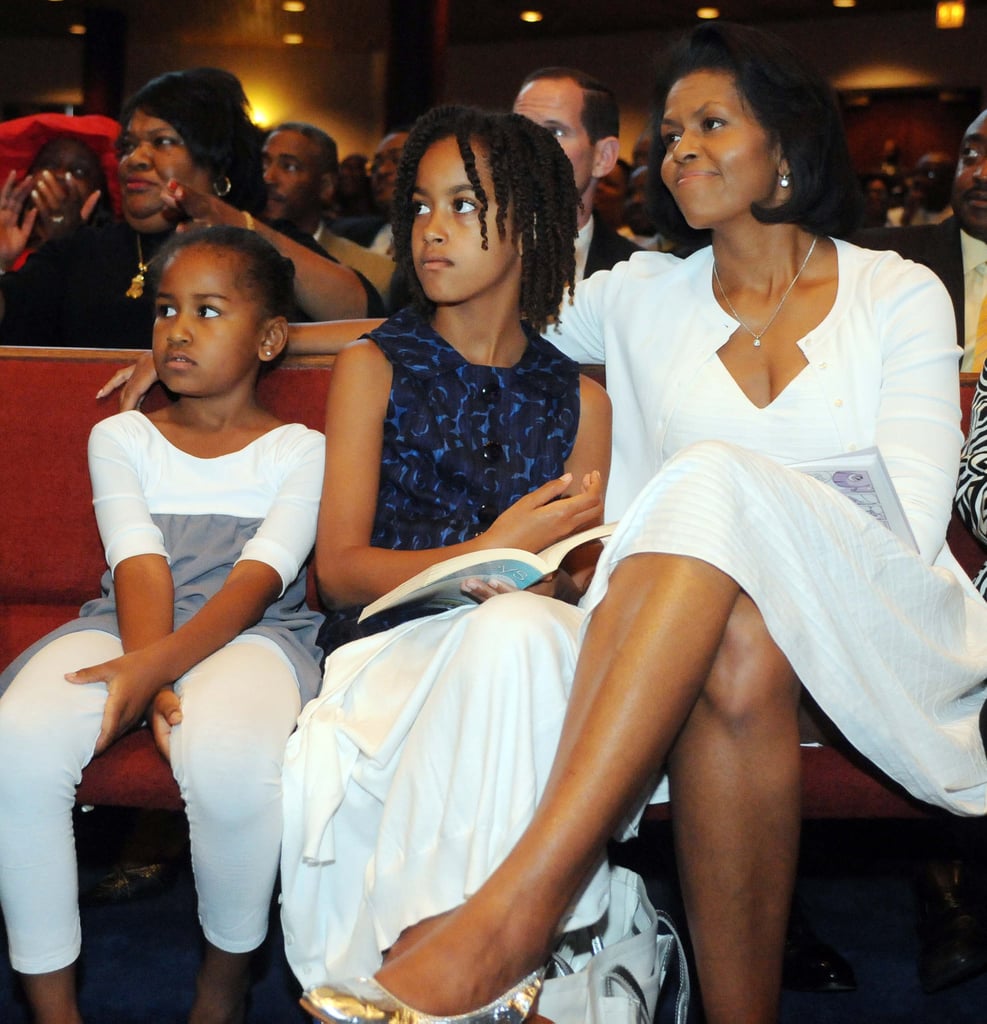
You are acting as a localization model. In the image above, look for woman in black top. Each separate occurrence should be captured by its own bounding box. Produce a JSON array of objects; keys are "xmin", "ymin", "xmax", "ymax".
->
[{"xmin": 0, "ymin": 67, "xmax": 372, "ymax": 349}]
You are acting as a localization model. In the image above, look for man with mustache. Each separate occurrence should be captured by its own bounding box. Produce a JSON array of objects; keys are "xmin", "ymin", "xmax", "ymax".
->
[
  {"xmin": 858, "ymin": 109, "xmax": 987, "ymax": 373},
  {"xmin": 262, "ymin": 122, "xmax": 397, "ymax": 308}
]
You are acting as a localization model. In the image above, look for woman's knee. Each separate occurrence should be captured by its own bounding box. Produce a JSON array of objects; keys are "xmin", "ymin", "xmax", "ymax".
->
[{"xmin": 698, "ymin": 596, "xmax": 798, "ymax": 731}]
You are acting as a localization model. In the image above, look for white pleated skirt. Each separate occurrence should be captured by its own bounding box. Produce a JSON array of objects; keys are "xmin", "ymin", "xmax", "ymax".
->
[{"xmin": 281, "ymin": 439, "xmax": 987, "ymax": 988}]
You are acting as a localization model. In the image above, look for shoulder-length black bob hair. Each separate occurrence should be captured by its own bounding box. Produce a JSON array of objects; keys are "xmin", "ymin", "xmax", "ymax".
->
[
  {"xmin": 647, "ymin": 22, "xmax": 863, "ymax": 247},
  {"xmin": 119, "ymin": 67, "xmax": 265, "ymax": 215}
]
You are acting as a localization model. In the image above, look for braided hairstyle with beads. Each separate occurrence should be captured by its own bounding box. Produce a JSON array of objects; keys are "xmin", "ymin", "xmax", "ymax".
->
[{"xmin": 391, "ymin": 105, "xmax": 578, "ymax": 334}]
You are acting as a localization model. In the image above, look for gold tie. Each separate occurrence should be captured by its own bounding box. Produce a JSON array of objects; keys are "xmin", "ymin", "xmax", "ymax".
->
[{"xmin": 972, "ymin": 265, "xmax": 987, "ymax": 374}]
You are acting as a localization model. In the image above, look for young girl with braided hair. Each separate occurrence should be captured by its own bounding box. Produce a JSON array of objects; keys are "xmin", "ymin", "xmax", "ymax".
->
[{"xmin": 278, "ymin": 105, "xmax": 612, "ymax": 1016}]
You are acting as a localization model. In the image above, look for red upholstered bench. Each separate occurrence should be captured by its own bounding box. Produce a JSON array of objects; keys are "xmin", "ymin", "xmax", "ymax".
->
[{"xmin": 0, "ymin": 347, "xmax": 984, "ymax": 819}]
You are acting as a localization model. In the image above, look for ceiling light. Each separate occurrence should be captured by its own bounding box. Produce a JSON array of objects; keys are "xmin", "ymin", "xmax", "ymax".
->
[
  {"xmin": 936, "ymin": 1, "xmax": 965, "ymax": 27},
  {"xmin": 282, "ymin": 32, "xmax": 304, "ymax": 44},
  {"xmin": 68, "ymin": 23, "xmax": 86, "ymax": 34},
  {"xmin": 520, "ymin": 10, "xmax": 543, "ymax": 22},
  {"xmin": 832, "ymin": 0, "xmax": 856, "ymax": 7},
  {"xmin": 696, "ymin": 7, "xmax": 720, "ymax": 18},
  {"xmin": 282, "ymin": 1, "xmax": 306, "ymax": 10}
]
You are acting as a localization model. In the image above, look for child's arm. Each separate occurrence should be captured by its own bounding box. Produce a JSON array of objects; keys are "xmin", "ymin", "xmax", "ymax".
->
[
  {"xmin": 316, "ymin": 341, "xmax": 607, "ymax": 610},
  {"xmin": 114, "ymin": 553, "xmax": 175, "ymax": 650},
  {"xmin": 566, "ymin": 374, "xmax": 612, "ymax": 499},
  {"xmin": 96, "ymin": 319, "xmax": 387, "ymax": 412},
  {"xmin": 69, "ymin": 418, "xmax": 323, "ymax": 756},
  {"xmin": 68, "ymin": 559, "xmax": 284, "ymax": 755},
  {"xmin": 289, "ymin": 318, "xmax": 386, "ymax": 356}
]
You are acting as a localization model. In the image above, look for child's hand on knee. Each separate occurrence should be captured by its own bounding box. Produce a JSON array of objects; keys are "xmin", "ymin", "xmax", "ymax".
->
[
  {"xmin": 150, "ymin": 687, "xmax": 183, "ymax": 760},
  {"xmin": 66, "ymin": 652, "xmax": 169, "ymax": 755}
]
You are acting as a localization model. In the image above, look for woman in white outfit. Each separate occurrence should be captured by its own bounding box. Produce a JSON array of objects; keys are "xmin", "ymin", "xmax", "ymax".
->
[{"xmin": 296, "ymin": 23, "xmax": 987, "ymax": 1024}]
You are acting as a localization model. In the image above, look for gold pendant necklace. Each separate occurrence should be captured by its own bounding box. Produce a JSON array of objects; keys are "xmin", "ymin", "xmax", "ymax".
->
[
  {"xmin": 126, "ymin": 235, "xmax": 147, "ymax": 299},
  {"xmin": 713, "ymin": 236, "xmax": 817, "ymax": 348}
]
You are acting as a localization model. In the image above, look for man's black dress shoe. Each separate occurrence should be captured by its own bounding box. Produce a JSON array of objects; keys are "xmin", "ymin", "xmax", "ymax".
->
[
  {"xmin": 80, "ymin": 861, "xmax": 180, "ymax": 907},
  {"xmin": 782, "ymin": 898, "xmax": 857, "ymax": 993},
  {"xmin": 915, "ymin": 859, "xmax": 987, "ymax": 992}
]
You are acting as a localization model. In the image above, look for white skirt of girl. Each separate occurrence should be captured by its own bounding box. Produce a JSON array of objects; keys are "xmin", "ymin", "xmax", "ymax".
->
[{"xmin": 280, "ymin": 440, "xmax": 987, "ymax": 988}]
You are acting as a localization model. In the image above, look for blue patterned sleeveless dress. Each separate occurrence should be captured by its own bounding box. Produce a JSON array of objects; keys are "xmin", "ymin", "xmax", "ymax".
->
[{"xmin": 318, "ymin": 306, "xmax": 581, "ymax": 654}]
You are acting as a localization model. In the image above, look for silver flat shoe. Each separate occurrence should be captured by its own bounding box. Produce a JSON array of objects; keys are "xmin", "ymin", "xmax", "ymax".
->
[{"xmin": 300, "ymin": 968, "xmax": 544, "ymax": 1023}]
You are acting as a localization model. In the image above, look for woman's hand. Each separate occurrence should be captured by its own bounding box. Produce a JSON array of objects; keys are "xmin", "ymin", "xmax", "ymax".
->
[
  {"xmin": 66, "ymin": 650, "xmax": 172, "ymax": 756},
  {"xmin": 484, "ymin": 470, "xmax": 604, "ymax": 554},
  {"xmin": 96, "ymin": 351, "xmax": 159, "ymax": 410},
  {"xmin": 30, "ymin": 169, "xmax": 102, "ymax": 242},
  {"xmin": 159, "ymin": 178, "xmax": 243, "ymax": 231},
  {"xmin": 150, "ymin": 687, "xmax": 183, "ymax": 761},
  {"xmin": 0, "ymin": 170, "xmax": 37, "ymax": 269}
]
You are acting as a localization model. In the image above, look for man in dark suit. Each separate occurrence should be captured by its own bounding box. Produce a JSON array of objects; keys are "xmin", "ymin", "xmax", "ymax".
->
[
  {"xmin": 513, "ymin": 67, "xmax": 640, "ymax": 281},
  {"xmin": 856, "ymin": 108, "xmax": 987, "ymax": 373},
  {"xmin": 331, "ymin": 129, "xmax": 409, "ymax": 253}
]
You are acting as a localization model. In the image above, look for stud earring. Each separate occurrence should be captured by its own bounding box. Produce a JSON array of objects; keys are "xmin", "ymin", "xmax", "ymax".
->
[{"xmin": 779, "ymin": 172, "xmax": 791, "ymax": 189}]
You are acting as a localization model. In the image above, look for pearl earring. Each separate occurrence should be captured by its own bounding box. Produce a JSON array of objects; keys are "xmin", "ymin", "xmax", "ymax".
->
[{"xmin": 779, "ymin": 172, "xmax": 791, "ymax": 189}]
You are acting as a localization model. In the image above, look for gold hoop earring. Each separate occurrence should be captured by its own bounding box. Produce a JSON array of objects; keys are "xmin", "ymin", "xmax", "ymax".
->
[{"xmin": 213, "ymin": 176, "xmax": 232, "ymax": 197}]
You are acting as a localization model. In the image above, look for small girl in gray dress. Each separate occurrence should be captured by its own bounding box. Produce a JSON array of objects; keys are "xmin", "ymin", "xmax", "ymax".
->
[{"xmin": 0, "ymin": 226, "xmax": 324, "ymax": 1023}]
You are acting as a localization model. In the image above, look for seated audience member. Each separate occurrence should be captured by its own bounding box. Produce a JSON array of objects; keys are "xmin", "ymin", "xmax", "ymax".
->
[
  {"xmin": 879, "ymin": 137, "xmax": 907, "ymax": 204},
  {"xmin": 889, "ymin": 150, "xmax": 956, "ymax": 228},
  {"xmin": 0, "ymin": 68, "xmax": 370, "ymax": 349},
  {"xmin": 263, "ymin": 122, "xmax": 397, "ymax": 307},
  {"xmin": 513, "ymin": 66, "xmax": 640, "ymax": 280},
  {"xmin": 857, "ymin": 109, "xmax": 986, "ymax": 373},
  {"xmin": 279, "ymin": 103, "xmax": 611, "ymax": 1016},
  {"xmin": 620, "ymin": 164, "xmax": 674, "ymax": 252},
  {"xmin": 0, "ymin": 113, "xmax": 119, "ymax": 272},
  {"xmin": 881, "ymin": 137, "xmax": 903, "ymax": 179},
  {"xmin": 328, "ymin": 152, "xmax": 374, "ymax": 221},
  {"xmin": 593, "ymin": 157, "xmax": 631, "ymax": 231},
  {"xmin": 331, "ymin": 129, "xmax": 409, "ymax": 254},
  {"xmin": 858, "ymin": 172, "xmax": 893, "ymax": 229},
  {"xmin": 631, "ymin": 127, "xmax": 651, "ymax": 169},
  {"xmin": 520, "ymin": 46, "xmax": 851, "ymax": 999},
  {"xmin": 0, "ymin": 225, "xmax": 325, "ymax": 1023}
]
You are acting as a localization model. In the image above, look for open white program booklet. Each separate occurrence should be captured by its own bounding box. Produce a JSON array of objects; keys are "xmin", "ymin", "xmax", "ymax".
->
[
  {"xmin": 788, "ymin": 446, "xmax": 917, "ymax": 551},
  {"xmin": 358, "ymin": 522, "xmax": 616, "ymax": 623}
]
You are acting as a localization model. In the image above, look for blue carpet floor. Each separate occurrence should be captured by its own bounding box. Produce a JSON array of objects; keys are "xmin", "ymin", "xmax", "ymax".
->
[{"xmin": 2, "ymin": 813, "xmax": 986, "ymax": 1022}]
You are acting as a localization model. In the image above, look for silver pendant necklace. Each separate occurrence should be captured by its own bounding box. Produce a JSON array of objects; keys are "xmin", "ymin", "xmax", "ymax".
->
[{"xmin": 712, "ymin": 236, "xmax": 817, "ymax": 348}]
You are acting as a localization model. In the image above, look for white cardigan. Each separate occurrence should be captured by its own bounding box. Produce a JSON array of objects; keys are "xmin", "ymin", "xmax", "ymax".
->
[{"xmin": 553, "ymin": 239, "xmax": 962, "ymax": 567}]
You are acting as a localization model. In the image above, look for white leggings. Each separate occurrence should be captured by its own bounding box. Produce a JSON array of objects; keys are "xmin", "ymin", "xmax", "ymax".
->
[{"xmin": 0, "ymin": 629, "xmax": 301, "ymax": 975}]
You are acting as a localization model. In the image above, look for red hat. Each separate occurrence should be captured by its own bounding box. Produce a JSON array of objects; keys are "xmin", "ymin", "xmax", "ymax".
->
[{"xmin": 0, "ymin": 112, "xmax": 122, "ymax": 217}]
